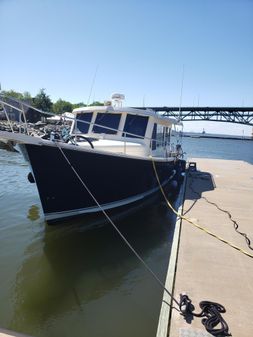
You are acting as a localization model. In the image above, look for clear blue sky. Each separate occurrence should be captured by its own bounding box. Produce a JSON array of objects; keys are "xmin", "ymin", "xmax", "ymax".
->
[{"xmin": 1, "ymin": 0, "xmax": 253, "ymax": 135}]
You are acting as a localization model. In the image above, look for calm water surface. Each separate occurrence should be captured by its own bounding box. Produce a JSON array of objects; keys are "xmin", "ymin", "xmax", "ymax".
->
[
  {"xmin": 182, "ymin": 136, "xmax": 253, "ymax": 164},
  {"xmin": 0, "ymin": 137, "xmax": 252, "ymax": 337}
]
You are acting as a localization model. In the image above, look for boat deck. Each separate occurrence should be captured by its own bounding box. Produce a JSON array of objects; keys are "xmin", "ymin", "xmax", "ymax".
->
[{"xmin": 158, "ymin": 158, "xmax": 253, "ymax": 337}]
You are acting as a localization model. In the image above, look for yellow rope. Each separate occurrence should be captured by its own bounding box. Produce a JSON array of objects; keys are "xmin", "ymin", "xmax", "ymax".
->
[{"xmin": 151, "ymin": 158, "xmax": 253, "ymax": 259}]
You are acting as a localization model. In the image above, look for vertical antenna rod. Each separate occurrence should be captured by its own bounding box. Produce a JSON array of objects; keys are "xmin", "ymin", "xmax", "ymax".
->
[{"xmin": 87, "ymin": 65, "xmax": 99, "ymax": 106}]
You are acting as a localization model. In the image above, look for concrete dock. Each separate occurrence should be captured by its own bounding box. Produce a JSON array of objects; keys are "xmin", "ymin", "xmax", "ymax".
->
[{"xmin": 160, "ymin": 158, "xmax": 253, "ymax": 337}]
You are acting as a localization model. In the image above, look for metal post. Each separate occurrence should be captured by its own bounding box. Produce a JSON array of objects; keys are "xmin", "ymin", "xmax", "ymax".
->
[
  {"xmin": 124, "ymin": 132, "xmax": 126, "ymax": 154},
  {"xmin": 21, "ymin": 103, "xmax": 29, "ymax": 134},
  {"xmin": 2, "ymin": 103, "xmax": 14, "ymax": 133}
]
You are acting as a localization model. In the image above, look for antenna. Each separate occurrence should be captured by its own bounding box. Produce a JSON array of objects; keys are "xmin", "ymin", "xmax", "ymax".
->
[
  {"xmin": 142, "ymin": 94, "xmax": 146, "ymax": 108},
  {"xmin": 87, "ymin": 65, "xmax": 99, "ymax": 106},
  {"xmin": 178, "ymin": 65, "xmax": 185, "ymax": 121}
]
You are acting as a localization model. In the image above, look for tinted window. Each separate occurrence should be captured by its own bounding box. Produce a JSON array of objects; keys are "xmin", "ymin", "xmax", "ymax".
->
[
  {"xmin": 76, "ymin": 113, "xmax": 93, "ymax": 133},
  {"xmin": 123, "ymin": 115, "xmax": 149, "ymax": 139},
  {"xmin": 151, "ymin": 123, "xmax": 157, "ymax": 150},
  {"xmin": 92, "ymin": 113, "xmax": 121, "ymax": 134}
]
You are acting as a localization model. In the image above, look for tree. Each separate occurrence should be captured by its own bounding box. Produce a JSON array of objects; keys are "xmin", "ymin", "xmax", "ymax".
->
[
  {"xmin": 72, "ymin": 102, "xmax": 86, "ymax": 109},
  {"xmin": 89, "ymin": 101, "xmax": 104, "ymax": 106},
  {"xmin": 53, "ymin": 99, "xmax": 73, "ymax": 114},
  {"xmin": 1, "ymin": 90, "xmax": 33, "ymax": 109},
  {"xmin": 33, "ymin": 89, "xmax": 53, "ymax": 112},
  {"xmin": 1, "ymin": 90, "xmax": 24, "ymax": 100},
  {"xmin": 22, "ymin": 91, "xmax": 33, "ymax": 104}
]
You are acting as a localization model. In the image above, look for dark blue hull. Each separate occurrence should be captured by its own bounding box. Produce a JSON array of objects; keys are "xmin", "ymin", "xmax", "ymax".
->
[{"xmin": 22, "ymin": 144, "xmax": 184, "ymax": 223}]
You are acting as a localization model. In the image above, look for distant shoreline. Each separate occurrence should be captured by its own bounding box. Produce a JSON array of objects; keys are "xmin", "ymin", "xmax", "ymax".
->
[{"xmin": 182, "ymin": 133, "xmax": 253, "ymax": 141}]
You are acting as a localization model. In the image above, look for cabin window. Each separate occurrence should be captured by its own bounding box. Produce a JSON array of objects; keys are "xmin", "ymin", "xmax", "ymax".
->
[
  {"xmin": 92, "ymin": 113, "xmax": 121, "ymax": 134},
  {"xmin": 156, "ymin": 125, "xmax": 170, "ymax": 147},
  {"xmin": 151, "ymin": 123, "xmax": 157, "ymax": 150},
  {"xmin": 76, "ymin": 112, "xmax": 93, "ymax": 133},
  {"xmin": 123, "ymin": 115, "xmax": 149, "ymax": 139},
  {"xmin": 164, "ymin": 127, "xmax": 170, "ymax": 146}
]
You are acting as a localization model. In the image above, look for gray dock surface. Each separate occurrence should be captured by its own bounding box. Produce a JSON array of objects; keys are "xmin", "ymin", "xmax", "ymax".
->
[{"xmin": 169, "ymin": 158, "xmax": 253, "ymax": 337}]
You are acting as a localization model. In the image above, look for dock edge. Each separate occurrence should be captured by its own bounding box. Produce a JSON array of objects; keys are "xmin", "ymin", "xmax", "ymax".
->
[{"xmin": 155, "ymin": 170, "xmax": 187, "ymax": 337}]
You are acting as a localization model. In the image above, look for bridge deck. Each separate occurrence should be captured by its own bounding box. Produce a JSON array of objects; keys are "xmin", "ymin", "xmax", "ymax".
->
[{"xmin": 134, "ymin": 107, "xmax": 253, "ymax": 125}]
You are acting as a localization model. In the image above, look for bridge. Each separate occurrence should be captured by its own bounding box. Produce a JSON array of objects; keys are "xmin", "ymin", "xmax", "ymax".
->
[
  {"xmin": 134, "ymin": 107, "xmax": 253, "ymax": 126},
  {"xmin": 1, "ymin": 94, "xmax": 253, "ymax": 126}
]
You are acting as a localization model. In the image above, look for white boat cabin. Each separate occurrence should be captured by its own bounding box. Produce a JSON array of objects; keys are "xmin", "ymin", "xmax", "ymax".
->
[{"xmin": 70, "ymin": 103, "xmax": 180, "ymax": 159}]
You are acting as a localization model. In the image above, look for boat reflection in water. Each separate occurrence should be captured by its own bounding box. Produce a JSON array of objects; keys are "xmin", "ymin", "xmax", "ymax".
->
[{"xmin": 9, "ymin": 201, "xmax": 177, "ymax": 337}]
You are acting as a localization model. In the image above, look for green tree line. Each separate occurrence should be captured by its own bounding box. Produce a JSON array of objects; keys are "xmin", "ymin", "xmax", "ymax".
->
[{"xmin": 1, "ymin": 89, "xmax": 103, "ymax": 114}]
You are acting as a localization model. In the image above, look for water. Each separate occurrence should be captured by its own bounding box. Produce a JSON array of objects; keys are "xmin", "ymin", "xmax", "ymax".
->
[
  {"xmin": 182, "ymin": 137, "xmax": 253, "ymax": 164},
  {"xmin": 0, "ymin": 137, "xmax": 252, "ymax": 337},
  {"xmin": 0, "ymin": 148, "xmax": 176, "ymax": 337}
]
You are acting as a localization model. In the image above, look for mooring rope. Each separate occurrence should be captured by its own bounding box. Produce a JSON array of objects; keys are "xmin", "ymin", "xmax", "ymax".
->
[
  {"xmin": 55, "ymin": 142, "xmax": 180, "ymax": 308},
  {"xmin": 151, "ymin": 159, "xmax": 234, "ymax": 335},
  {"xmin": 179, "ymin": 294, "xmax": 231, "ymax": 336},
  {"xmin": 56, "ymin": 142, "xmax": 233, "ymax": 336},
  {"xmin": 188, "ymin": 172, "xmax": 253, "ymax": 251},
  {"xmin": 151, "ymin": 159, "xmax": 253, "ymax": 259}
]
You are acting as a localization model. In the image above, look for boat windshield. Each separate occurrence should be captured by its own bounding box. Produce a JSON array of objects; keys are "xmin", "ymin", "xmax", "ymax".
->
[
  {"xmin": 75, "ymin": 112, "xmax": 93, "ymax": 134},
  {"xmin": 123, "ymin": 115, "xmax": 149, "ymax": 139},
  {"xmin": 92, "ymin": 113, "xmax": 121, "ymax": 134}
]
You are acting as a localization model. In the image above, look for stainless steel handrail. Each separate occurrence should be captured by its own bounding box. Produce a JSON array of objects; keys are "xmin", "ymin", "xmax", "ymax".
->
[{"xmin": 0, "ymin": 94, "xmax": 182, "ymax": 155}]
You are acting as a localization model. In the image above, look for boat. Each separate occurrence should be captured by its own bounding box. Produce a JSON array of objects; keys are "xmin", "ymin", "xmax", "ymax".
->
[{"xmin": 0, "ymin": 93, "xmax": 185, "ymax": 223}]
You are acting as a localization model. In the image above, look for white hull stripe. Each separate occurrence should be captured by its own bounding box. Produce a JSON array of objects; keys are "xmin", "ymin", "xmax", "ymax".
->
[{"xmin": 44, "ymin": 174, "xmax": 175, "ymax": 221}]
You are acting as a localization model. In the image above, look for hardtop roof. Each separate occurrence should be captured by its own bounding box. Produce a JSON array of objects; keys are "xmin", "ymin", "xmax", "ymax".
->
[{"xmin": 73, "ymin": 105, "xmax": 179, "ymax": 126}]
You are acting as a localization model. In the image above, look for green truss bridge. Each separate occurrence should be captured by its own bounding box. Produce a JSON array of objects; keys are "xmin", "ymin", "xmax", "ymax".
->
[{"xmin": 134, "ymin": 107, "xmax": 253, "ymax": 126}]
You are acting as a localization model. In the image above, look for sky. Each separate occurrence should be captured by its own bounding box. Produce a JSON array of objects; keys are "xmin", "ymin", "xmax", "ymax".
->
[{"xmin": 0, "ymin": 0, "xmax": 253, "ymax": 135}]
